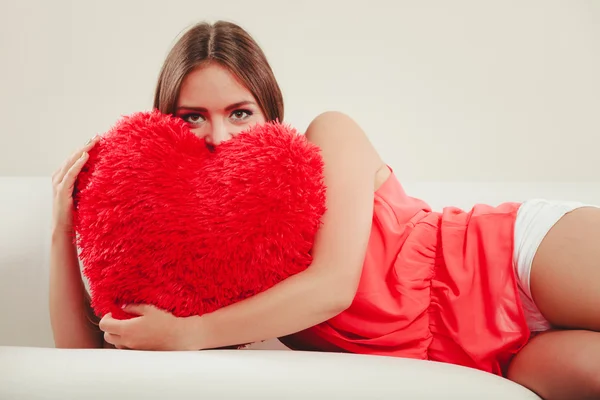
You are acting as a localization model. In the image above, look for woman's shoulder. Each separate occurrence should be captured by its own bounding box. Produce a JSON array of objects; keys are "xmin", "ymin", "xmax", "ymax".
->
[
  {"xmin": 304, "ymin": 111, "xmax": 371, "ymax": 143},
  {"xmin": 304, "ymin": 111, "xmax": 386, "ymax": 184}
]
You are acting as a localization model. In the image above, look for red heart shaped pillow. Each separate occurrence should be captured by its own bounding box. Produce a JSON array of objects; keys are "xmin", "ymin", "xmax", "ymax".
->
[{"xmin": 73, "ymin": 110, "xmax": 326, "ymax": 320}]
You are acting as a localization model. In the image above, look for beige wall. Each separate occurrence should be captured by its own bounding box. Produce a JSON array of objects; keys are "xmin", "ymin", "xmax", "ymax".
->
[{"xmin": 1, "ymin": 0, "xmax": 598, "ymax": 181}]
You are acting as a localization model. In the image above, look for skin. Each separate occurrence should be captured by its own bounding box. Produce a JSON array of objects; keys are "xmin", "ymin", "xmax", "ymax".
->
[
  {"xmin": 50, "ymin": 63, "xmax": 600, "ymax": 399},
  {"xmin": 174, "ymin": 64, "xmax": 269, "ymax": 144},
  {"xmin": 49, "ymin": 136, "xmax": 104, "ymax": 349}
]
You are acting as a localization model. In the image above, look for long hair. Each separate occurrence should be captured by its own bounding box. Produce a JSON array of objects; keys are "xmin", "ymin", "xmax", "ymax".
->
[{"xmin": 153, "ymin": 21, "xmax": 284, "ymax": 122}]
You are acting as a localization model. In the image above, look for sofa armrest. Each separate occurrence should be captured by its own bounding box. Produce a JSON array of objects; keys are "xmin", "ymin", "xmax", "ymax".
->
[{"xmin": 0, "ymin": 346, "xmax": 540, "ymax": 399}]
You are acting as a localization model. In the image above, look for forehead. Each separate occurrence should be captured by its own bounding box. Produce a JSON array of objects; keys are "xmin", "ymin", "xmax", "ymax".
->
[{"xmin": 177, "ymin": 63, "xmax": 256, "ymax": 107}]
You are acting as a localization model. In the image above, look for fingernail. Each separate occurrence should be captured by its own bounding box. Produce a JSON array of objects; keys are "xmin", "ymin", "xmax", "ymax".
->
[{"xmin": 86, "ymin": 135, "xmax": 99, "ymax": 145}]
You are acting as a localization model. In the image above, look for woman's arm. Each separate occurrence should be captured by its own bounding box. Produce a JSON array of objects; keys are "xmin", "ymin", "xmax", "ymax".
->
[
  {"xmin": 188, "ymin": 111, "xmax": 384, "ymax": 349},
  {"xmin": 49, "ymin": 228, "xmax": 104, "ymax": 349},
  {"xmin": 49, "ymin": 137, "xmax": 104, "ymax": 349}
]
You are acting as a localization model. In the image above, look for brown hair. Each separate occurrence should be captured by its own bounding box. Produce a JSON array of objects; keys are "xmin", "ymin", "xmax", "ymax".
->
[{"xmin": 153, "ymin": 21, "xmax": 284, "ymax": 122}]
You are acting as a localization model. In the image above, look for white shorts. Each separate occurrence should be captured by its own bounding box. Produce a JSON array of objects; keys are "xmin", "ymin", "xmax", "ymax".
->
[{"xmin": 513, "ymin": 198, "xmax": 597, "ymax": 332}]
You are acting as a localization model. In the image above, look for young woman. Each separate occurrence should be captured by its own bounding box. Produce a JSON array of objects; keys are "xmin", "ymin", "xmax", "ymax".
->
[{"xmin": 49, "ymin": 21, "xmax": 600, "ymax": 400}]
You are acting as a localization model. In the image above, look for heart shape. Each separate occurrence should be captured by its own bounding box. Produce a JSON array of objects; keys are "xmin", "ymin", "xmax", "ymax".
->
[{"xmin": 74, "ymin": 110, "xmax": 326, "ymax": 320}]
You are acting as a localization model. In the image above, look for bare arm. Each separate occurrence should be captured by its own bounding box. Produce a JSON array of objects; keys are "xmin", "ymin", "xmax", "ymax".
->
[
  {"xmin": 49, "ymin": 137, "xmax": 104, "ymax": 349},
  {"xmin": 189, "ymin": 111, "xmax": 384, "ymax": 349},
  {"xmin": 49, "ymin": 231, "xmax": 103, "ymax": 348}
]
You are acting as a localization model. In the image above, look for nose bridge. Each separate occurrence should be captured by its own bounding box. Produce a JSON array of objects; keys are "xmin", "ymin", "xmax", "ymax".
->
[{"xmin": 209, "ymin": 118, "xmax": 229, "ymax": 145}]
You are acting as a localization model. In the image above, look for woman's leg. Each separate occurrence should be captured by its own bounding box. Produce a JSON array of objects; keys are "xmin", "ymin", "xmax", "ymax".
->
[
  {"xmin": 508, "ymin": 207, "xmax": 600, "ymax": 399},
  {"xmin": 529, "ymin": 207, "xmax": 600, "ymax": 330},
  {"xmin": 507, "ymin": 330, "xmax": 600, "ymax": 400}
]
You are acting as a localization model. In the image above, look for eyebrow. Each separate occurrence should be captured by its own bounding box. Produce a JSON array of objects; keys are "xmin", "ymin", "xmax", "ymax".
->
[{"xmin": 176, "ymin": 101, "xmax": 257, "ymax": 113}]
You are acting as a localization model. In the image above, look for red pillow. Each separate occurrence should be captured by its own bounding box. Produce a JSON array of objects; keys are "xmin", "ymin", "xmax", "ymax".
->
[{"xmin": 73, "ymin": 110, "xmax": 326, "ymax": 320}]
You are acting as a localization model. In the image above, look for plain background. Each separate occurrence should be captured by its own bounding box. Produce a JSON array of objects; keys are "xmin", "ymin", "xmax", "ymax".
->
[{"xmin": 1, "ymin": 0, "xmax": 598, "ymax": 182}]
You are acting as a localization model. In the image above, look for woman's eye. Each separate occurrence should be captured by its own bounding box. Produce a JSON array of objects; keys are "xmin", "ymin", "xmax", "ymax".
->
[
  {"xmin": 230, "ymin": 110, "xmax": 252, "ymax": 121},
  {"xmin": 182, "ymin": 114, "xmax": 204, "ymax": 124}
]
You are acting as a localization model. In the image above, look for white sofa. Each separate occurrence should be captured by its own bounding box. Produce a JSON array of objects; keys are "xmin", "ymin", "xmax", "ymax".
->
[{"xmin": 5, "ymin": 177, "xmax": 597, "ymax": 399}]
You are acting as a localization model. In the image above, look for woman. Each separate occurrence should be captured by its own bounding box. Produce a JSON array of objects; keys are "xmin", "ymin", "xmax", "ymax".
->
[{"xmin": 49, "ymin": 20, "xmax": 600, "ymax": 399}]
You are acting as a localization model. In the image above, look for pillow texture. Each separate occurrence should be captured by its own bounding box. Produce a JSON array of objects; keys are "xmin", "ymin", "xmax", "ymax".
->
[{"xmin": 74, "ymin": 110, "xmax": 326, "ymax": 320}]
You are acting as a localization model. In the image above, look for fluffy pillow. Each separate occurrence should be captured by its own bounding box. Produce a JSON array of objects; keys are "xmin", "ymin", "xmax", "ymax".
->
[{"xmin": 73, "ymin": 110, "xmax": 326, "ymax": 320}]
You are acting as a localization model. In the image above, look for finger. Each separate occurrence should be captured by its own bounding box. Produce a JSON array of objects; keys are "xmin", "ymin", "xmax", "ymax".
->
[
  {"xmin": 53, "ymin": 136, "xmax": 100, "ymax": 186},
  {"xmin": 104, "ymin": 331, "xmax": 122, "ymax": 346},
  {"xmin": 105, "ymin": 331, "xmax": 141, "ymax": 351},
  {"xmin": 57, "ymin": 151, "xmax": 89, "ymax": 196},
  {"xmin": 122, "ymin": 304, "xmax": 153, "ymax": 316},
  {"xmin": 53, "ymin": 145, "xmax": 90, "ymax": 187},
  {"xmin": 98, "ymin": 312, "xmax": 124, "ymax": 335},
  {"xmin": 53, "ymin": 144, "xmax": 89, "ymax": 184}
]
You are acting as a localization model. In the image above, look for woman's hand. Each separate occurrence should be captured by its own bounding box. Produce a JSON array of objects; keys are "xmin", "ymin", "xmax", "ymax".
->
[
  {"xmin": 99, "ymin": 305, "xmax": 201, "ymax": 351},
  {"xmin": 51, "ymin": 136, "xmax": 100, "ymax": 233}
]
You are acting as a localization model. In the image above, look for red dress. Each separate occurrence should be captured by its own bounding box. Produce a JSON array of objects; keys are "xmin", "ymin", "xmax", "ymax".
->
[{"xmin": 280, "ymin": 169, "xmax": 531, "ymax": 376}]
